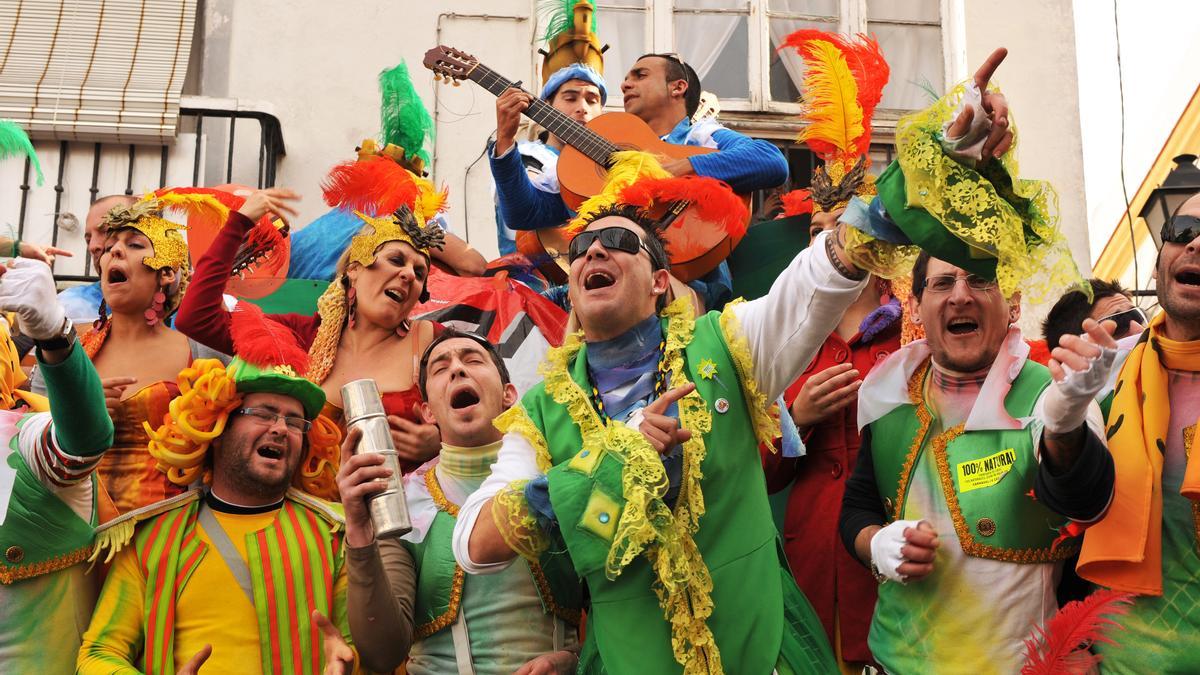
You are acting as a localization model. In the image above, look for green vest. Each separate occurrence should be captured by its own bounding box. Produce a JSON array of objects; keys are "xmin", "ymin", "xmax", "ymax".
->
[
  {"xmin": 870, "ymin": 360, "xmax": 1077, "ymax": 561},
  {"xmin": 125, "ymin": 489, "xmax": 345, "ymax": 675},
  {"xmin": 407, "ymin": 508, "xmax": 582, "ymax": 638},
  {"xmin": 519, "ymin": 308, "xmax": 835, "ymax": 674},
  {"xmin": 0, "ymin": 413, "xmax": 96, "ymax": 584}
]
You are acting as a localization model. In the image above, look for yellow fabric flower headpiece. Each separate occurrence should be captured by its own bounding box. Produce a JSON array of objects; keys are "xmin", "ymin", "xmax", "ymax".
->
[{"xmin": 100, "ymin": 192, "xmax": 229, "ymax": 270}]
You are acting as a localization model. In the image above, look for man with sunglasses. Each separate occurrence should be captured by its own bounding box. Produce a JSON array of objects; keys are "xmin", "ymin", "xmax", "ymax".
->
[
  {"xmin": 450, "ymin": 170, "xmax": 876, "ymax": 673},
  {"xmin": 1077, "ymin": 193, "xmax": 1200, "ymax": 673},
  {"xmin": 79, "ymin": 314, "xmax": 359, "ymax": 675},
  {"xmin": 839, "ymin": 251, "xmax": 1117, "ymax": 673}
]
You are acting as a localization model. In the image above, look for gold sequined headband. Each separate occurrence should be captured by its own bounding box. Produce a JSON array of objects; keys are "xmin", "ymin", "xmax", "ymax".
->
[
  {"xmin": 100, "ymin": 192, "xmax": 229, "ymax": 271},
  {"xmin": 347, "ymin": 206, "xmax": 446, "ymax": 268}
]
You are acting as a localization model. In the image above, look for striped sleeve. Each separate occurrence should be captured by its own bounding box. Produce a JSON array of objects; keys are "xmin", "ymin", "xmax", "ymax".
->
[{"xmin": 18, "ymin": 412, "xmax": 103, "ymax": 489}]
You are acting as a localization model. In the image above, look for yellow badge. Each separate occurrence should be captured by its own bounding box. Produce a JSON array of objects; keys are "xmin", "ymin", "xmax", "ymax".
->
[
  {"xmin": 697, "ymin": 359, "xmax": 718, "ymax": 380},
  {"xmin": 955, "ymin": 448, "xmax": 1017, "ymax": 493}
]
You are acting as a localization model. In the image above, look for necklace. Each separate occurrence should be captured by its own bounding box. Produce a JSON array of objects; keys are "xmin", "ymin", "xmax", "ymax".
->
[{"xmin": 587, "ymin": 333, "xmax": 669, "ymax": 421}]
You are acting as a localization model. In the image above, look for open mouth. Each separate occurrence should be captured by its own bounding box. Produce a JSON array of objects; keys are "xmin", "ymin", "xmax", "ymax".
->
[
  {"xmin": 256, "ymin": 445, "xmax": 284, "ymax": 461},
  {"xmin": 584, "ymin": 271, "xmax": 615, "ymax": 291},
  {"xmin": 946, "ymin": 318, "xmax": 979, "ymax": 335},
  {"xmin": 450, "ymin": 387, "xmax": 480, "ymax": 410},
  {"xmin": 107, "ymin": 268, "xmax": 128, "ymax": 284},
  {"xmin": 384, "ymin": 288, "xmax": 406, "ymax": 304},
  {"xmin": 1176, "ymin": 270, "xmax": 1200, "ymax": 286}
]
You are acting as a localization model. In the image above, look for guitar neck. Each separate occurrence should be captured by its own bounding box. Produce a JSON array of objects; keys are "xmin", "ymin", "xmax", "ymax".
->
[{"xmin": 469, "ymin": 64, "xmax": 616, "ymax": 166}]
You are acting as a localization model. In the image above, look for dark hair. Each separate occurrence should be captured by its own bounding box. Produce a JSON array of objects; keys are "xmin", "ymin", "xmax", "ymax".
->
[
  {"xmin": 910, "ymin": 250, "xmax": 934, "ymax": 298},
  {"xmin": 574, "ymin": 204, "xmax": 672, "ymax": 311},
  {"xmin": 418, "ymin": 328, "xmax": 511, "ymax": 399},
  {"xmin": 638, "ymin": 53, "xmax": 701, "ymax": 118},
  {"xmin": 1042, "ymin": 278, "xmax": 1130, "ymax": 350}
]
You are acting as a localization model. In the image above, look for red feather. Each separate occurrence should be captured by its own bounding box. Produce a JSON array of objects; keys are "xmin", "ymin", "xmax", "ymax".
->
[
  {"xmin": 781, "ymin": 189, "xmax": 813, "ymax": 217},
  {"xmin": 229, "ymin": 301, "xmax": 311, "ymax": 376},
  {"xmin": 322, "ymin": 156, "xmax": 420, "ymax": 215},
  {"xmin": 1020, "ymin": 589, "xmax": 1134, "ymax": 675},
  {"xmin": 618, "ymin": 176, "xmax": 748, "ymax": 239},
  {"xmin": 780, "ymin": 29, "xmax": 890, "ymax": 157}
]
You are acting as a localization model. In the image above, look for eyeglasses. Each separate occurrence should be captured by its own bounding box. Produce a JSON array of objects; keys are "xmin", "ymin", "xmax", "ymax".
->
[
  {"xmin": 568, "ymin": 226, "xmax": 652, "ymax": 265},
  {"xmin": 924, "ymin": 274, "xmax": 998, "ymax": 294},
  {"xmin": 235, "ymin": 407, "xmax": 311, "ymax": 434},
  {"xmin": 1162, "ymin": 214, "xmax": 1200, "ymax": 245},
  {"xmin": 1097, "ymin": 306, "xmax": 1147, "ymax": 338}
]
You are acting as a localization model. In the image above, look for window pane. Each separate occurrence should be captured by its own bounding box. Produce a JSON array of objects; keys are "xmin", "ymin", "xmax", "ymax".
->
[
  {"xmin": 596, "ymin": 9, "xmax": 647, "ymax": 106},
  {"xmin": 674, "ymin": 14, "xmax": 750, "ymax": 100},
  {"xmin": 869, "ymin": 22, "xmax": 943, "ymax": 110},
  {"xmin": 769, "ymin": 0, "xmax": 838, "ymax": 16},
  {"xmin": 866, "ymin": 0, "xmax": 939, "ymax": 22},
  {"xmin": 767, "ymin": 17, "xmax": 838, "ymax": 102},
  {"xmin": 676, "ymin": 0, "xmax": 749, "ymax": 9},
  {"xmin": 601, "ymin": 0, "xmax": 645, "ymax": 6}
]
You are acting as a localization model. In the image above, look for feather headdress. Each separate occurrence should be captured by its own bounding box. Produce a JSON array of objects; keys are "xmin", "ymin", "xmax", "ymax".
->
[
  {"xmin": 566, "ymin": 150, "xmax": 672, "ymax": 234},
  {"xmin": 377, "ymin": 61, "xmax": 435, "ymax": 171},
  {"xmin": 780, "ymin": 30, "xmax": 890, "ymax": 212},
  {"xmin": 0, "ymin": 120, "xmax": 43, "ymax": 186},
  {"xmin": 101, "ymin": 191, "xmax": 229, "ymax": 270},
  {"xmin": 1020, "ymin": 589, "xmax": 1133, "ymax": 675},
  {"xmin": 322, "ymin": 155, "xmax": 449, "ymax": 227}
]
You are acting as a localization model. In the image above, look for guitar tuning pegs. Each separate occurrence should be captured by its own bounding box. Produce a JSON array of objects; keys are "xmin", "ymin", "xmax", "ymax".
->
[
  {"xmin": 452, "ymin": 79, "xmax": 460, "ymax": 87},
  {"xmin": 433, "ymin": 73, "xmax": 442, "ymax": 82}
]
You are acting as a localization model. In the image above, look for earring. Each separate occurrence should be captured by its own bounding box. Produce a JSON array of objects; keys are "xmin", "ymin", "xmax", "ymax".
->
[
  {"xmin": 346, "ymin": 287, "xmax": 357, "ymax": 329},
  {"xmin": 94, "ymin": 297, "xmax": 108, "ymax": 331},
  {"xmin": 145, "ymin": 287, "xmax": 167, "ymax": 327},
  {"xmin": 395, "ymin": 318, "xmax": 411, "ymax": 339}
]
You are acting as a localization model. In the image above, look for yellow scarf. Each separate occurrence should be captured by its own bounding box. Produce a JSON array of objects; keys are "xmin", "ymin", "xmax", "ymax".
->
[{"xmin": 1078, "ymin": 312, "xmax": 1200, "ymax": 594}]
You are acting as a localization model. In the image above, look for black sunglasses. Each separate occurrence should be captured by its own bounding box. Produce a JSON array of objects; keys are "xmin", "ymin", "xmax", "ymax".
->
[
  {"xmin": 1097, "ymin": 306, "xmax": 1147, "ymax": 339},
  {"xmin": 568, "ymin": 226, "xmax": 654, "ymax": 265},
  {"xmin": 1162, "ymin": 214, "xmax": 1200, "ymax": 245}
]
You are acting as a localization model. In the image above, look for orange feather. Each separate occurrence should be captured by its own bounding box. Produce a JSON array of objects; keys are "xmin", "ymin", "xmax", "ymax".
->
[{"xmin": 618, "ymin": 176, "xmax": 748, "ymax": 239}]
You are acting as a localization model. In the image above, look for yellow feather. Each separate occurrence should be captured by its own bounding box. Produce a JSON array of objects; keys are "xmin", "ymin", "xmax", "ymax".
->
[
  {"xmin": 796, "ymin": 40, "xmax": 864, "ymax": 158},
  {"xmin": 154, "ymin": 192, "xmax": 231, "ymax": 225},
  {"xmin": 566, "ymin": 150, "xmax": 672, "ymax": 233},
  {"xmin": 411, "ymin": 173, "xmax": 449, "ymax": 224}
]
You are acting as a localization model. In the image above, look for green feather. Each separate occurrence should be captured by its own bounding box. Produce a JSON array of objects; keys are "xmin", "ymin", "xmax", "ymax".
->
[
  {"xmin": 378, "ymin": 61, "xmax": 434, "ymax": 165},
  {"xmin": 539, "ymin": 0, "xmax": 597, "ymax": 43},
  {"xmin": 0, "ymin": 120, "xmax": 43, "ymax": 186}
]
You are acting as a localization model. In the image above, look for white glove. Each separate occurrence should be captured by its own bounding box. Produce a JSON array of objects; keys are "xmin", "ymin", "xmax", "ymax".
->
[
  {"xmin": 941, "ymin": 82, "xmax": 992, "ymax": 166},
  {"xmin": 0, "ymin": 258, "xmax": 66, "ymax": 340},
  {"xmin": 1042, "ymin": 344, "xmax": 1118, "ymax": 434},
  {"xmin": 870, "ymin": 519, "xmax": 925, "ymax": 583}
]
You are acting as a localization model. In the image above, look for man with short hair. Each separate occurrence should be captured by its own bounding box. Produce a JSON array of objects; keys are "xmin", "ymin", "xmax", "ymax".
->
[
  {"xmin": 1043, "ymin": 278, "xmax": 1145, "ymax": 352},
  {"xmin": 342, "ymin": 328, "xmax": 581, "ymax": 674},
  {"xmin": 839, "ymin": 251, "xmax": 1117, "ymax": 672},
  {"xmin": 58, "ymin": 194, "xmax": 136, "ymax": 327},
  {"xmin": 1078, "ymin": 192, "xmax": 1200, "ymax": 673},
  {"xmin": 77, "ymin": 309, "xmax": 357, "ymax": 675}
]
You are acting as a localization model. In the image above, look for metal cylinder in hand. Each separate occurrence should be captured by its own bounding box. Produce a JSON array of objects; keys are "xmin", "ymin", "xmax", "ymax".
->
[{"xmin": 341, "ymin": 378, "xmax": 412, "ymax": 538}]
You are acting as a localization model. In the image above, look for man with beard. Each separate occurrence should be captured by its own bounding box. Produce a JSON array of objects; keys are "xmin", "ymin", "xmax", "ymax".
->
[
  {"xmin": 77, "ymin": 306, "xmax": 357, "ymax": 675},
  {"xmin": 1077, "ymin": 191, "xmax": 1200, "ymax": 673},
  {"xmin": 839, "ymin": 252, "xmax": 1118, "ymax": 673},
  {"xmin": 341, "ymin": 329, "xmax": 581, "ymax": 674}
]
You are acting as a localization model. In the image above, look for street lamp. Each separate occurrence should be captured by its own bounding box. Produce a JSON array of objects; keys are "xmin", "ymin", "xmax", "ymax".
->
[{"xmin": 1140, "ymin": 153, "xmax": 1200, "ymax": 247}]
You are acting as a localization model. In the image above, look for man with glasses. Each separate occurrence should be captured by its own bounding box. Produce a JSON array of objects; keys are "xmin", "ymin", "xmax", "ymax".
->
[
  {"xmin": 451, "ymin": 169, "xmax": 867, "ymax": 673},
  {"xmin": 79, "ymin": 309, "xmax": 358, "ymax": 675},
  {"xmin": 839, "ymin": 251, "xmax": 1117, "ymax": 672},
  {"xmin": 1077, "ymin": 192, "xmax": 1200, "ymax": 673}
]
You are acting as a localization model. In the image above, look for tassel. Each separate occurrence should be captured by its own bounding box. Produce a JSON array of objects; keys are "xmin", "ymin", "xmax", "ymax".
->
[{"xmin": 1020, "ymin": 589, "xmax": 1134, "ymax": 675}]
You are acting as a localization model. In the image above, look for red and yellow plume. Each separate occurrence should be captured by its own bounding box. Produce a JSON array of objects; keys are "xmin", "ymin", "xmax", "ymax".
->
[
  {"xmin": 619, "ymin": 175, "xmax": 748, "ymax": 240},
  {"xmin": 229, "ymin": 301, "xmax": 311, "ymax": 376},
  {"xmin": 780, "ymin": 29, "xmax": 890, "ymax": 212},
  {"xmin": 322, "ymin": 154, "xmax": 449, "ymax": 225}
]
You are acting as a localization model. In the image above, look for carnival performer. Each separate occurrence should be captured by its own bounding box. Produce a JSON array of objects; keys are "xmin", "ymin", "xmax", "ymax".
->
[
  {"xmin": 35, "ymin": 193, "xmax": 232, "ymax": 515},
  {"xmin": 450, "ymin": 165, "xmax": 863, "ymax": 673},
  {"xmin": 0, "ymin": 259, "xmax": 114, "ymax": 673},
  {"xmin": 289, "ymin": 60, "xmax": 486, "ymax": 282},
  {"xmin": 341, "ymin": 329, "xmax": 581, "ymax": 674},
  {"xmin": 57, "ymin": 195, "xmax": 136, "ymax": 327},
  {"xmin": 176, "ymin": 176, "xmax": 447, "ymax": 469},
  {"xmin": 1076, "ymin": 191, "xmax": 1200, "ymax": 672},
  {"xmin": 761, "ymin": 30, "xmax": 896, "ymax": 670},
  {"xmin": 77, "ymin": 304, "xmax": 355, "ymax": 675}
]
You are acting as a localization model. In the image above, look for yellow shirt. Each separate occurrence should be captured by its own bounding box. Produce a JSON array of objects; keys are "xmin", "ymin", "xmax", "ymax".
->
[{"xmin": 78, "ymin": 507, "xmax": 351, "ymax": 674}]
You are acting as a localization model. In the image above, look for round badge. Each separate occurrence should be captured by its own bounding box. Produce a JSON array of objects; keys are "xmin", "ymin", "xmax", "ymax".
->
[{"xmin": 715, "ymin": 398, "xmax": 730, "ymax": 414}]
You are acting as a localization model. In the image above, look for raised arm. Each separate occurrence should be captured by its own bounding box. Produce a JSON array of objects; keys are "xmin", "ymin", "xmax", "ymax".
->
[
  {"xmin": 687, "ymin": 127, "xmax": 789, "ymax": 193},
  {"xmin": 729, "ymin": 227, "xmax": 868, "ymax": 402},
  {"xmin": 490, "ymin": 142, "xmax": 574, "ymax": 231}
]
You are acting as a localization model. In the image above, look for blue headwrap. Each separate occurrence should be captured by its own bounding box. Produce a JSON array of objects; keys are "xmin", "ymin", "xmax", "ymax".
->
[{"xmin": 540, "ymin": 63, "xmax": 608, "ymax": 105}]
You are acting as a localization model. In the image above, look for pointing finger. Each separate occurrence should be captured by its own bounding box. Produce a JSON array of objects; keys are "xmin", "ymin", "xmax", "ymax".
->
[
  {"xmin": 645, "ymin": 383, "xmax": 696, "ymax": 415},
  {"xmin": 973, "ymin": 47, "xmax": 1008, "ymax": 91}
]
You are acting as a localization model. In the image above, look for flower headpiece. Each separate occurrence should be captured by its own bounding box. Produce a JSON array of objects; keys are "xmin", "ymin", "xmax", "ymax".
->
[
  {"xmin": 145, "ymin": 302, "xmax": 341, "ymax": 500},
  {"xmin": 779, "ymin": 30, "xmax": 889, "ymax": 213},
  {"xmin": 100, "ymin": 192, "xmax": 229, "ymax": 271}
]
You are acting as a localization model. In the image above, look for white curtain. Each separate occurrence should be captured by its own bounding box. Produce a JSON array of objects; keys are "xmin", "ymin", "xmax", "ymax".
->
[{"xmin": 672, "ymin": 0, "xmax": 742, "ymax": 83}]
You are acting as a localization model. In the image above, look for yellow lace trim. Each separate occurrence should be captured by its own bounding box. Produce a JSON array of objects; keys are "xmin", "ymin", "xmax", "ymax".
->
[
  {"xmin": 0, "ymin": 545, "xmax": 93, "ymax": 584},
  {"xmin": 543, "ymin": 298, "xmax": 722, "ymax": 674},
  {"xmin": 895, "ymin": 81, "xmax": 1084, "ymax": 303},
  {"xmin": 718, "ymin": 300, "xmax": 778, "ymax": 449},
  {"xmin": 493, "ymin": 405, "xmax": 552, "ymax": 473},
  {"xmin": 841, "ymin": 226, "xmax": 921, "ymax": 282},
  {"xmin": 492, "ymin": 479, "xmax": 550, "ymax": 561},
  {"xmin": 414, "ymin": 565, "xmax": 465, "ymax": 640}
]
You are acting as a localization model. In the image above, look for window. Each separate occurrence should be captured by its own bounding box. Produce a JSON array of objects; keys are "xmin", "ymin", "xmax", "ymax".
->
[{"xmin": 594, "ymin": 0, "xmax": 947, "ymax": 114}]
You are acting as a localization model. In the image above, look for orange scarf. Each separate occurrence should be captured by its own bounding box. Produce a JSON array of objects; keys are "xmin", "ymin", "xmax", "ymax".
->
[{"xmin": 1078, "ymin": 312, "xmax": 1200, "ymax": 594}]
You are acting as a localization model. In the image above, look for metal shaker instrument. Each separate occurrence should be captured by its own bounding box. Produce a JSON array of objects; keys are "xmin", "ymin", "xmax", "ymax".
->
[{"xmin": 341, "ymin": 378, "xmax": 412, "ymax": 538}]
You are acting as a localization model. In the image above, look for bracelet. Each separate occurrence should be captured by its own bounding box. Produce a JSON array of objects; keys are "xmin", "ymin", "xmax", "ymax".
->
[
  {"xmin": 825, "ymin": 228, "xmax": 866, "ymax": 281},
  {"xmin": 9, "ymin": 238, "xmax": 18, "ymax": 258}
]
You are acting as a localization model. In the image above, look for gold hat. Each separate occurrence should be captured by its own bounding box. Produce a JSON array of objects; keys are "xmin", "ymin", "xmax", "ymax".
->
[
  {"xmin": 347, "ymin": 206, "xmax": 446, "ymax": 269},
  {"xmin": 100, "ymin": 192, "xmax": 229, "ymax": 270}
]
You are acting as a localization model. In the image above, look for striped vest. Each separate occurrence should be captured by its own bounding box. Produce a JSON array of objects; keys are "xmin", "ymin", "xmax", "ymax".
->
[{"xmin": 131, "ymin": 490, "xmax": 344, "ymax": 675}]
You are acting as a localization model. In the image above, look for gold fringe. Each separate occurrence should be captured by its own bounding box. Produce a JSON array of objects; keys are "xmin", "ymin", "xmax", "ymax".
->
[
  {"xmin": 718, "ymin": 300, "xmax": 779, "ymax": 448},
  {"xmin": 528, "ymin": 561, "xmax": 583, "ymax": 627},
  {"xmin": 88, "ymin": 518, "xmax": 136, "ymax": 566},
  {"xmin": 425, "ymin": 469, "xmax": 460, "ymax": 516},
  {"xmin": 414, "ymin": 565, "xmax": 465, "ymax": 639},
  {"xmin": 0, "ymin": 545, "xmax": 93, "ymax": 584},
  {"xmin": 306, "ymin": 278, "xmax": 348, "ymax": 385}
]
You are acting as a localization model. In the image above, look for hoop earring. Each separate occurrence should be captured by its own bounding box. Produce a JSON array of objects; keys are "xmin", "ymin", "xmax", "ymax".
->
[
  {"xmin": 145, "ymin": 286, "xmax": 168, "ymax": 327},
  {"xmin": 94, "ymin": 297, "xmax": 108, "ymax": 331},
  {"xmin": 346, "ymin": 287, "xmax": 357, "ymax": 329},
  {"xmin": 395, "ymin": 318, "xmax": 411, "ymax": 339}
]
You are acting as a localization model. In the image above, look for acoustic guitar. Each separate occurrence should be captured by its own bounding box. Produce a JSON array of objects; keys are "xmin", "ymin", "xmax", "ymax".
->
[{"xmin": 424, "ymin": 45, "xmax": 750, "ymax": 282}]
